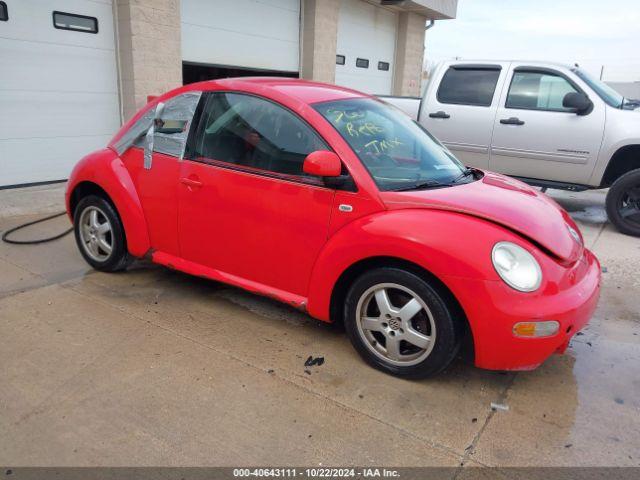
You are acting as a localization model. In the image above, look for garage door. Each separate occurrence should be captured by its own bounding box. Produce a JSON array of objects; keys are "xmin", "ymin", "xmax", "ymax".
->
[
  {"xmin": 335, "ymin": 0, "xmax": 397, "ymax": 95},
  {"xmin": 0, "ymin": 0, "xmax": 120, "ymax": 188},
  {"xmin": 181, "ymin": 0, "xmax": 300, "ymax": 74}
]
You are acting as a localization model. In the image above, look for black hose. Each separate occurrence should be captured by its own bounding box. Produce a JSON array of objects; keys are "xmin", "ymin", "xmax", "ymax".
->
[{"xmin": 1, "ymin": 211, "xmax": 73, "ymax": 245}]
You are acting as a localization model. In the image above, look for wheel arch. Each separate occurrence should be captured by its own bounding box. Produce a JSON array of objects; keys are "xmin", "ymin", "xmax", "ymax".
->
[
  {"xmin": 305, "ymin": 209, "xmax": 525, "ymax": 365},
  {"xmin": 328, "ymin": 256, "xmax": 475, "ymax": 363},
  {"xmin": 66, "ymin": 149, "xmax": 151, "ymax": 257},
  {"xmin": 69, "ymin": 181, "xmax": 112, "ymax": 218},
  {"xmin": 601, "ymin": 144, "xmax": 640, "ymax": 187}
]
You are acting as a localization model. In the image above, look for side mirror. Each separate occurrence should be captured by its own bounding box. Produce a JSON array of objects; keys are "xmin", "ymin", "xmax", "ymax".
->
[
  {"xmin": 155, "ymin": 119, "xmax": 188, "ymax": 135},
  {"xmin": 303, "ymin": 150, "xmax": 342, "ymax": 177},
  {"xmin": 563, "ymin": 92, "xmax": 593, "ymax": 116}
]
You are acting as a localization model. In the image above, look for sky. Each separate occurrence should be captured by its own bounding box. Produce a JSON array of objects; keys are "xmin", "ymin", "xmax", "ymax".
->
[{"xmin": 424, "ymin": 0, "xmax": 640, "ymax": 82}]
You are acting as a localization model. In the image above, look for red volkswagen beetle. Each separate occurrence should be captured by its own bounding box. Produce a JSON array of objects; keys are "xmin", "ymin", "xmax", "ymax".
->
[{"xmin": 65, "ymin": 78, "xmax": 601, "ymax": 378}]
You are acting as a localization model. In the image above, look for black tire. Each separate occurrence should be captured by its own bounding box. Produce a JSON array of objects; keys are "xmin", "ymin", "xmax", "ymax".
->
[
  {"xmin": 606, "ymin": 169, "xmax": 640, "ymax": 237},
  {"xmin": 344, "ymin": 268, "xmax": 460, "ymax": 379},
  {"xmin": 73, "ymin": 195, "xmax": 131, "ymax": 272}
]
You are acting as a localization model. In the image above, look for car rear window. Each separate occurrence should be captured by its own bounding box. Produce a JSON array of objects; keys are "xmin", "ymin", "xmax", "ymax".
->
[{"xmin": 437, "ymin": 66, "xmax": 501, "ymax": 107}]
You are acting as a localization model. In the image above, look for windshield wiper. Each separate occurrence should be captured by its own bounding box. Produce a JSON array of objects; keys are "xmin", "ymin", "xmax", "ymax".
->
[
  {"xmin": 450, "ymin": 167, "xmax": 474, "ymax": 184},
  {"xmin": 391, "ymin": 168, "xmax": 475, "ymax": 192},
  {"xmin": 391, "ymin": 179, "xmax": 447, "ymax": 192}
]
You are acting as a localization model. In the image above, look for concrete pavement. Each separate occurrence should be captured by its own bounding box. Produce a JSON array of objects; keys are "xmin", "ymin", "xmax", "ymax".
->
[{"xmin": 0, "ymin": 184, "xmax": 638, "ymax": 469}]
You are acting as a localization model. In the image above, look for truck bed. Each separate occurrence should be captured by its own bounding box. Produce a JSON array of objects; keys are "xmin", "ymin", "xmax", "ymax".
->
[{"xmin": 377, "ymin": 95, "xmax": 422, "ymax": 120}]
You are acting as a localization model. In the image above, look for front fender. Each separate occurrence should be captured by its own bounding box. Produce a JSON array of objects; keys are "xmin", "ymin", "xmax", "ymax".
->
[
  {"xmin": 590, "ymin": 109, "xmax": 640, "ymax": 185},
  {"xmin": 306, "ymin": 209, "xmax": 508, "ymax": 321},
  {"xmin": 65, "ymin": 148, "xmax": 151, "ymax": 257}
]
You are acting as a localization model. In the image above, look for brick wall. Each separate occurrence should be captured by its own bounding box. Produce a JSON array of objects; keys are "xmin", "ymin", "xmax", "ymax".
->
[
  {"xmin": 115, "ymin": 0, "xmax": 183, "ymax": 121},
  {"xmin": 301, "ymin": 0, "xmax": 340, "ymax": 84},
  {"xmin": 393, "ymin": 12, "xmax": 427, "ymax": 97},
  {"xmin": 112, "ymin": 0, "xmax": 431, "ymax": 118}
]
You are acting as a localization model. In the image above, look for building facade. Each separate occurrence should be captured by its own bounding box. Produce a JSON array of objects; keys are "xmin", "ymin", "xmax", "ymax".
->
[{"xmin": 0, "ymin": 0, "xmax": 457, "ymax": 187}]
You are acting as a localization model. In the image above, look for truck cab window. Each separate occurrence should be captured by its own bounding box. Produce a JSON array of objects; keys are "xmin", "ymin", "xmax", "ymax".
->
[
  {"xmin": 506, "ymin": 71, "xmax": 577, "ymax": 112},
  {"xmin": 437, "ymin": 67, "xmax": 501, "ymax": 107}
]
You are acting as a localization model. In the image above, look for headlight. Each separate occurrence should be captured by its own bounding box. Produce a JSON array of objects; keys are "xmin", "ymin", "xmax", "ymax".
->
[{"xmin": 491, "ymin": 242, "xmax": 542, "ymax": 292}]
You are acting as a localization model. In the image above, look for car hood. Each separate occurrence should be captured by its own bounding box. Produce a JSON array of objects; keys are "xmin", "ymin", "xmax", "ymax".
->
[{"xmin": 380, "ymin": 171, "xmax": 583, "ymax": 263}]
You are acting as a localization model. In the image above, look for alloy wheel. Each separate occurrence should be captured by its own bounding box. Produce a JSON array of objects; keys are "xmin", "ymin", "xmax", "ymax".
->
[
  {"xmin": 355, "ymin": 283, "xmax": 436, "ymax": 367},
  {"xmin": 78, "ymin": 206, "xmax": 113, "ymax": 262}
]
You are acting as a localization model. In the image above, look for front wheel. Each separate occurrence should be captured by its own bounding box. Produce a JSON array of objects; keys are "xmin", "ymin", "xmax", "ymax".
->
[
  {"xmin": 606, "ymin": 169, "xmax": 640, "ymax": 237},
  {"xmin": 344, "ymin": 268, "xmax": 460, "ymax": 379},
  {"xmin": 74, "ymin": 195, "xmax": 130, "ymax": 272}
]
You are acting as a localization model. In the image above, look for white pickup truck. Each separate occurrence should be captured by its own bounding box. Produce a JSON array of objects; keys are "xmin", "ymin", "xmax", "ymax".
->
[{"xmin": 383, "ymin": 60, "xmax": 640, "ymax": 236}]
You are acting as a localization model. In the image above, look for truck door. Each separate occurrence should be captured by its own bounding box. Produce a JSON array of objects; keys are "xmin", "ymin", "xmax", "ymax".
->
[
  {"xmin": 420, "ymin": 63, "xmax": 507, "ymax": 169},
  {"xmin": 490, "ymin": 66, "xmax": 606, "ymax": 185}
]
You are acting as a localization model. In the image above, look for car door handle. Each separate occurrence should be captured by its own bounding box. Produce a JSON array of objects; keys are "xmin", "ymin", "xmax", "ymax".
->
[
  {"xmin": 500, "ymin": 117, "xmax": 525, "ymax": 125},
  {"xmin": 180, "ymin": 177, "xmax": 203, "ymax": 188},
  {"xmin": 429, "ymin": 111, "xmax": 450, "ymax": 119}
]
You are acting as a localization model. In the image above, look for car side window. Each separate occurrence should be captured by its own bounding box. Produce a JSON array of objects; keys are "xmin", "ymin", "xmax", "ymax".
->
[
  {"xmin": 437, "ymin": 67, "xmax": 501, "ymax": 107},
  {"xmin": 112, "ymin": 110, "xmax": 154, "ymax": 155},
  {"xmin": 506, "ymin": 71, "xmax": 578, "ymax": 112},
  {"xmin": 112, "ymin": 92, "xmax": 201, "ymax": 156},
  {"xmin": 152, "ymin": 92, "xmax": 201, "ymax": 158},
  {"xmin": 189, "ymin": 93, "xmax": 327, "ymax": 177}
]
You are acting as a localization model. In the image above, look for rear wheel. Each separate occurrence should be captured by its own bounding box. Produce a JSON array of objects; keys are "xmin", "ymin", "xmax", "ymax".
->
[
  {"xmin": 344, "ymin": 268, "xmax": 460, "ymax": 378},
  {"xmin": 606, "ymin": 169, "xmax": 640, "ymax": 237},
  {"xmin": 74, "ymin": 195, "xmax": 130, "ymax": 272}
]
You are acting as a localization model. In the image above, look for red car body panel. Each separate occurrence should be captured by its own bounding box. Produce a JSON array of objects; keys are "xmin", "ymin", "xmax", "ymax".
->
[
  {"xmin": 66, "ymin": 148, "xmax": 151, "ymax": 257},
  {"xmin": 445, "ymin": 249, "xmax": 600, "ymax": 370},
  {"xmin": 382, "ymin": 172, "xmax": 583, "ymax": 263},
  {"xmin": 176, "ymin": 159, "xmax": 335, "ymax": 297},
  {"xmin": 66, "ymin": 77, "xmax": 602, "ymax": 371},
  {"xmin": 121, "ymin": 148, "xmax": 182, "ymax": 256}
]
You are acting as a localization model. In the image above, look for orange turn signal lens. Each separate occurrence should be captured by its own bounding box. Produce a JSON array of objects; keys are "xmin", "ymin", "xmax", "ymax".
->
[{"xmin": 513, "ymin": 321, "xmax": 559, "ymax": 338}]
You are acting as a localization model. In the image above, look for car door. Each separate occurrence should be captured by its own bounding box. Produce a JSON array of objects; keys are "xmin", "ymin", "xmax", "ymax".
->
[
  {"xmin": 490, "ymin": 66, "xmax": 606, "ymax": 185},
  {"xmin": 420, "ymin": 63, "xmax": 508, "ymax": 169},
  {"xmin": 117, "ymin": 93, "xmax": 201, "ymax": 256},
  {"xmin": 177, "ymin": 92, "xmax": 336, "ymax": 297}
]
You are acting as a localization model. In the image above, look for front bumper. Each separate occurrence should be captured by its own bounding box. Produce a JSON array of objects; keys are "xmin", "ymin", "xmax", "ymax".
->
[{"xmin": 444, "ymin": 248, "xmax": 601, "ymax": 371}]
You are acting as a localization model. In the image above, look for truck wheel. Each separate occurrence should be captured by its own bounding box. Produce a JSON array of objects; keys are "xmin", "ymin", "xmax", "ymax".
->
[
  {"xmin": 344, "ymin": 268, "xmax": 460, "ymax": 379},
  {"xmin": 74, "ymin": 195, "xmax": 131, "ymax": 272},
  {"xmin": 606, "ymin": 169, "xmax": 640, "ymax": 237}
]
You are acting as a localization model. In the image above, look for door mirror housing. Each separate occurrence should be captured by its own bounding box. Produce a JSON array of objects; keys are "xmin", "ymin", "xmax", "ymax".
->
[
  {"xmin": 563, "ymin": 92, "xmax": 593, "ymax": 115},
  {"xmin": 303, "ymin": 150, "xmax": 342, "ymax": 177},
  {"xmin": 154, "ymin": 119, "xmax": 188, "ymax": 135}
]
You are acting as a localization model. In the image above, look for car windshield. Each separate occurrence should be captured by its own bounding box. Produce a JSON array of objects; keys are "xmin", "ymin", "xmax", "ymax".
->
[
  {"xmin": 572, "ymin": 68, "xmax": 624, "ymax": 108},
  {"xmin": 314, "ymin": 98, "xmax": 468, "ymax": 191}
]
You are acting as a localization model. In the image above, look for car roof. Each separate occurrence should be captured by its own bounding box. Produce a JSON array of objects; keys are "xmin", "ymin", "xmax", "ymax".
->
[{"xmin": 186, "ymin": 77, "xmax": 370, "ymax": 105}]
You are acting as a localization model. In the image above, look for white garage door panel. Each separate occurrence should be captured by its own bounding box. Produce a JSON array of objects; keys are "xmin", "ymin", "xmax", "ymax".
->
[
  {"xmin": 0, "ymin": 92, "xmax": 120, "ymax": 140},
  {"xmin": 335, "ymin": 0, "xmax": 397, "ymax": 95},
  {"xmin": 1, "ymin": 40, "xmax": 118, "ymax": 93},
  {"xmin": 0, "ymin": 0, "xmax": 115, "ymax": 49},
  {"xmin": 1, "ymin": 135, "xmax": 113, "ymax": 186},
  {"xmin": 0, "ymin": 0, "xmax": 119, "ymax": 187},
  {"xmin": 181, "ymin": 0, "xmax": 299, "ymax": 72}
]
